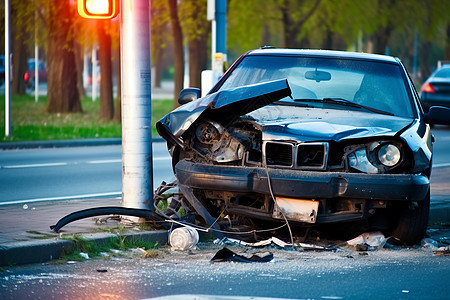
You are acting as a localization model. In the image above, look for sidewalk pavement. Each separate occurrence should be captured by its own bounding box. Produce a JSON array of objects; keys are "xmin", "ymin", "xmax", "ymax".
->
[{"xmin": 1, "ymin": 168, "xmax": 449, "ymax": 267}]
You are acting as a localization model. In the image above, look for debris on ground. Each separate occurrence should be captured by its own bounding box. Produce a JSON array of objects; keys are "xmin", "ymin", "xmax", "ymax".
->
[
  {"xmin": 421, "ymin": 238, "xmax": 439, "ymax": 250},
  {"xmin": 433, "ymin": 246, "xmax": 450, "ymax": 256},
  {"xmin": 210, "ymin": 247, "xmax": 274, "ymax": 263},
  {"xmin": 420, "ymin": 237, "xmax": 450, "ymax": 255},
  {"xmin": 346, "ymin": 231, "xmax": 387, "ymax": 250},
  {"xmin": 169, "ymin": 227, "xmax": 199, "ymax": 251},
  {"xmin": 213, "ymin": 236, "xmax": 336, "ymax": 251}
]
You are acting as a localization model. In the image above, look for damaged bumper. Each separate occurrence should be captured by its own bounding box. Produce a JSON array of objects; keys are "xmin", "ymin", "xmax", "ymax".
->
[{"xmin": 175, "ymin": 160, "xmax": 429, "ymax": 202}]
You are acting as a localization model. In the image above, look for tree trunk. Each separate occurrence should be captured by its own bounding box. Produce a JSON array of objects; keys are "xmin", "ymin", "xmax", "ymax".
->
[
  {"xmin": 11, "ymin": 12, "xmax": 28, "ymax": 95},
  {"xmin": 168, "ymin": 0, "xmax": 184, "ymax": 108},
  {"xmin": 419, "ymin": 41, "xmax": 432, "ymax": 81},
  {"xmin": 373, "ymin": 25, "xmax": 393, "ymax": 55},
  {"xmin": 188, "ymin": 35, "xmax": 207, "ymax": 88},
  {"xmin": 280, "ymin": 0, "xmax": 321, "ymax": 49},
  {"xmin": 97, "ymin": 20, "xmax": 114, "ymax": 121},
  {"xmin": 446, "ymin": 25, "xmax": 450, "ymax": 61},
  {"xmin": 74, "ymin": 42, "xmax": 86, "ymax": 98},
  {"xmin": 46, "ymin": 1, "xmax": 81, "ymax": 113},
  {"xmin": 153, "ymin": 43, "xmax": 163, "ymax": 88}
]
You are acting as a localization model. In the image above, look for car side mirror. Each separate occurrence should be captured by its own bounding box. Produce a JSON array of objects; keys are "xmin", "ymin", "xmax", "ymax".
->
[
  {"xmin": 178, "ymin": 88, "xmax": 201, "ymax": 105},
  {"xmin": 423, "ymin": 106, "xmax": 450, "ymax": 125}
]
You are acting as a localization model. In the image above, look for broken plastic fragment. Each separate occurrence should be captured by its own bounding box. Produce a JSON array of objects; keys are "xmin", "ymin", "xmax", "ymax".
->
[
  {"xmin": 421, "ymin": 238, "xmax": 439, "ymax": 250},
  {"xmin": 347, "ymin": 231, "xmax": 386, "ymax": 248},
  {"xmin": 210, "ymin": 247, "xmax": 273, "ymax": 263}
]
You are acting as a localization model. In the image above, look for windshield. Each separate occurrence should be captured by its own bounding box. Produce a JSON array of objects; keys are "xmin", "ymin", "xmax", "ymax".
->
[{"xmin": 218, "ymin": 55, "xmax": 414, "ymax": 118}]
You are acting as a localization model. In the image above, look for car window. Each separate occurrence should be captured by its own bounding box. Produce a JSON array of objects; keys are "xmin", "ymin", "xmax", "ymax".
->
[
  {"xmin": 434, "ymin": 68, "xmax": 450, "ymax": 78},
  {"xmin": 218, "ymin": 55, "xmax": 415, "ymax": 118}
]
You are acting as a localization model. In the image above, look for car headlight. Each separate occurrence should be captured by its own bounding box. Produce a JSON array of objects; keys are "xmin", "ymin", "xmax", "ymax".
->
[{"xmin": 377, "ymin": 144, "xmax": 401, "ymax": 167}]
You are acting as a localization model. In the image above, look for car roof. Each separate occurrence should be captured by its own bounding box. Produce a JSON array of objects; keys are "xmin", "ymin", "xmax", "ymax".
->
[{"xmin": 247, "ymin": 48, "xmax": 400, "ymax": 64}]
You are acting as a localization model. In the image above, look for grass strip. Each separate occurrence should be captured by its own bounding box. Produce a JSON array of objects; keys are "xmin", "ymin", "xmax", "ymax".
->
[{"xmin": 0, "ymin": 94, "xmax": 173, "ymax": 142}]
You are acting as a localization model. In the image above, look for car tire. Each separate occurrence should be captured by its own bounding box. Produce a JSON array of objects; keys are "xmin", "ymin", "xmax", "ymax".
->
[{"xmin": 391, "ymin": 190, "xmax": 430, "ymax": 245}]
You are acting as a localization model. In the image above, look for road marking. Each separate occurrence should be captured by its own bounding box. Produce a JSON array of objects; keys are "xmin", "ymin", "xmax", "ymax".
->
[
  {"xmin": 0, "ymin": 192, "xmax": 122, "ymax": 206},
  {"xmin": 2, "ymin": 162, "xmax": 68, "ymax": 169},
  {"xmin": 88, "ymin": 159, "xmax": 122, "ymax": 164},
  {"xmin": 433, "ymin": 162, "xmax": 450, "ymax": 169},
  {"xmin": 153, "ymin": 156, "xmax": 171, "ymax": 161},
  {"xmin": 1, "ymin": 157, "xmax": 170, "ymax": 169}
]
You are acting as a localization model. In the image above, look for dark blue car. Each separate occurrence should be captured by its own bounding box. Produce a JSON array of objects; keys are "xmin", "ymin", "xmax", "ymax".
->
[{"xmin": 158, "ymin": 49, "xmax": 450, "ymax": 245}]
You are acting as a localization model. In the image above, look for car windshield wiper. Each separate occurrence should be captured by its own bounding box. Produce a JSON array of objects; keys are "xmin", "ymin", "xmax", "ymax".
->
[{"xmin": 294, "ymin": 98, "xmax": 394, "ymax": 116}]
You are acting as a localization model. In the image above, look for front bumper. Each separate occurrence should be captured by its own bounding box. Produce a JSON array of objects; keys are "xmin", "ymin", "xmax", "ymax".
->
[{"xmin": 175, "ymin": 160, "xmax": 429, "ymax": 201}]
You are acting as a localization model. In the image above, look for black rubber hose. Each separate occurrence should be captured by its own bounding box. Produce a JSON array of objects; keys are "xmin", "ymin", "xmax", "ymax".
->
[{"xmin": 50, "ymin": 207, "xmax": 167, "ymax": 232}]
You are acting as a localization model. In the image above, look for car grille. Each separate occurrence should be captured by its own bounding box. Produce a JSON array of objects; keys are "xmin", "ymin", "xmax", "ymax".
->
[{"xmin": 265, "ymin": 141, "xmax": 328, "ymax": 170}]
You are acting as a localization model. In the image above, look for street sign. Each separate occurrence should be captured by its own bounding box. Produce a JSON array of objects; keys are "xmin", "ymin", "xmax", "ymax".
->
[{"xmin": 77, "ymin": 0, "xmax": 119, "ymax": 19}]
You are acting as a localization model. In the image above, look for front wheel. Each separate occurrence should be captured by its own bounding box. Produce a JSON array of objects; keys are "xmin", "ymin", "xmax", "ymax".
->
[{"xmin": 391, "ymin": 190, "xmax": 430, "ymax": 245}]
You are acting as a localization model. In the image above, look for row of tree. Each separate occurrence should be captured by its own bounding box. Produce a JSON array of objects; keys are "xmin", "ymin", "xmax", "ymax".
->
[{"xmin": 1, "ymin": 0, "xmax": 449, "ymax": 118}]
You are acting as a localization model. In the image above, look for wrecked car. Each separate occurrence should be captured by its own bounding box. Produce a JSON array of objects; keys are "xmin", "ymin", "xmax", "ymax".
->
[{"xmin": 157, "ymin": 49, "xmax": 450, "ymax": 245}]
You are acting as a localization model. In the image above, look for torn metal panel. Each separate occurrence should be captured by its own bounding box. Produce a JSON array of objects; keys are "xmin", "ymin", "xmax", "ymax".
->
[
  {"xmin": 177, "ymin": 184, "xmax": 223, "ymax": 238},
  {"xmin": 156, "ymin": 79, "xmax": 291, "ymax": 145}
]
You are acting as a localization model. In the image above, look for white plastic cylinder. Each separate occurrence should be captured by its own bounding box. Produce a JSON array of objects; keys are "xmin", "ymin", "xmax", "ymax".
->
[{"xmin": 169, "ymin": 227, "xmax": 199, "ymax": 251}]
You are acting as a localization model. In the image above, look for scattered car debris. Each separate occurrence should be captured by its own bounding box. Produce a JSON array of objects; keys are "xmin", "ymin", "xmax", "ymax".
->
[
  {"xmin": 169, "ymin": 227, "xmax": 199, "ymax": 251},
  {"xmin": 210, "ymin": 247, "xmax": 274, "ymax": 263},
  {"xmin": 420, "ymin": 238, "xmax": 450, "ymax": 255},
  {"xmin": 96, "ymin": 269, "xmax": 108, "ymax": 273},
  {"xmin": 433, "ymin": 246, "xmax": 450, "ymax": 256},
  {"xmin": 421, "ymin": 238, "xmax": 439, "ymax": 250},
  {"xmin": 346, "ymin": 231, "xmax": 387, "ymax": 249},
  {"xmin": 214, "ymin": 237, "xmax": 336, "ymax": 251}
]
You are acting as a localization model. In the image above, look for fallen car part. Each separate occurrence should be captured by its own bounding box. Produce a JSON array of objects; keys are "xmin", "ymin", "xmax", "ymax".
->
[
  {"xmin": 346, "ymin": 231, "xmax": 387, "ymax": 248},
  {"xmin": 169, "ymin": 227, "xmax": 199, "ymax": 251},
  {"xmin": 210, "ymin": 247, "xmax": 273, "ymax": 263},
  {"xmin": 50, "ymin": 207, "xmax": 167, "ymax": 232},
  {"xmin": 214, "ymin": 236, "xmax": 336, "ymax": 251}
]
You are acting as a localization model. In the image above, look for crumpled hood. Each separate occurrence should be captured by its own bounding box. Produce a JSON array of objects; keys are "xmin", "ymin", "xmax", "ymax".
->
[
  {"xmin": 247, "ymin": 105, "xmax": 413, "ymax": 142},
  {"xmin": 156, "ymin": 79, "xmax": 291, "ymax": 146}
]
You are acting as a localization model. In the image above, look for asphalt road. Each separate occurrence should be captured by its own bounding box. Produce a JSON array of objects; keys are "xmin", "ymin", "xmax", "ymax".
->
[
  {"xmin": 0, "ymin": 126, "xmax": 449, "ymax": 206},
  {"xmin": 0, "ymin": 142, "xmax": 173, "ymax": 205},
  {"xmin": 1, "ymin": 238, "xmax": 449, "ymax": 299}
]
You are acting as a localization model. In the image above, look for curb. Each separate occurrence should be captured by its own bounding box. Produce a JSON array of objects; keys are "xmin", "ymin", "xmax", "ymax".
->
[
  {"xmin": 429, "ymin": 204, "xmax": 450, "ymax": 225},
  {"xmin": 0, "ymin": 231, "xmax": 168, "ymax": 267},
  {"xmin": 0, "ymin": 137, "xmax": 165, "ymax": 150}
]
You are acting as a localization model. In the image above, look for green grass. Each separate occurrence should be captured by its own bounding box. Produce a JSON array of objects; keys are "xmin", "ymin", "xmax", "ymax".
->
[
  {"xmin": 0, "ymin": 94, "xmax": 174, "ymax": 142},
  {"xmin": 61, "ymin": 233, "xmax": 159, "ymax": 261}
]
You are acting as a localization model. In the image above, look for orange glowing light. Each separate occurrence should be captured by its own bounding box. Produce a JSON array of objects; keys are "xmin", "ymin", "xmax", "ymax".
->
[{"xmin": 77, "ymin": 0, "xmax": 119, "ymax": 19}]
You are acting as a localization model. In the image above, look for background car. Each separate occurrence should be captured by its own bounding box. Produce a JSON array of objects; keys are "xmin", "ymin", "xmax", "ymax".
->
[
  {"xmin": 0, "ymin": 55, "xmax": 5, "ymax": 86},
  {"xmin": 420, "ymin": 63, "xmax": 450, "ymax": 112},
  {"xmin": 24, "ymin": 58, "xmax": 47, "ymax": 89},
  {"xmin": 158, "ymin": 49, "xmax": 450, "ymax": 245}
]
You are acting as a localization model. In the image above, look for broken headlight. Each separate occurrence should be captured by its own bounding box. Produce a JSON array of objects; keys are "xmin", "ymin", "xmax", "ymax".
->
[
  {"xmin": 347, "ymin": 141, "xmax": 404, "ymax": 173},
  {"xmin": 377, "ymin": 143, "xmax": 401, "ymax": 167}
]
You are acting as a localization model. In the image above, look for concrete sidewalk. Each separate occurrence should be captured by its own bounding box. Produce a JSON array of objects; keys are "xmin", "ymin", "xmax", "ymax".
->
[
  {"xmin": 1, "ymin": 167, "xmax": 449, "ymax": 267},
  {"xmin": 0, "ymin": 198, "xmax": 169, "ymax": 266}
]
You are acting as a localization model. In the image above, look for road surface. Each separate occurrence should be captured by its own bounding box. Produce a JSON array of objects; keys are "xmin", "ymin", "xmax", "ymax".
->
[
  {"xmin": 0, "ymin": 142, "xmax": 173, "ymax": 205},
  {"xmin": 0, "ymin": 126, "xmax": 449, "ymax": 206}
]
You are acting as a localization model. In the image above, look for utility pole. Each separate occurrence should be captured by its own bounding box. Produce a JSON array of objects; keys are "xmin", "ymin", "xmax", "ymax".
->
[
  {"xmin": 4, "ymin": 0, "xmax": 10, "ymax": 137},
  {"xmin": 120, "ymin": 0, "xmax": 153, "ymax": 212}
]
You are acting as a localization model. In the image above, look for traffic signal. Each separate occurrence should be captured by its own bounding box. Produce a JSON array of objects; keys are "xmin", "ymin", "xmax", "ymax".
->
[{"xmin": 77, "ymin": 0, "xmax": 119, "ymax": 19}]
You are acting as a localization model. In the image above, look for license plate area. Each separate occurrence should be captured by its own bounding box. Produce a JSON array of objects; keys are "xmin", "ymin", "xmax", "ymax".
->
[{"xmin": 273, "ymin": 197, "xmax": 318, "ymax": 223}]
